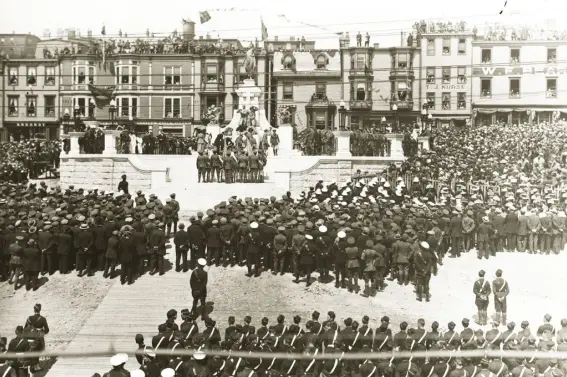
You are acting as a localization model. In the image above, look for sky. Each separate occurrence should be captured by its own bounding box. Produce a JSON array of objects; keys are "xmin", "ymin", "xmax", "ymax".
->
[{"xmin": 1, "ymin": 0, "xmax": 566, "ymax": 49}]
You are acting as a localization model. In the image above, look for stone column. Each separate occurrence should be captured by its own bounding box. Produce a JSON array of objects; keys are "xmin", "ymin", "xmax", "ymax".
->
[
  {"xmin": 68, "ymin": 132, "xmax": 84, "ymax": 156},
  {"xmin": 386, "ymin": 134, "xmax": 404, "ymax": 159},
  {"xmin": 103, "ymin": 130, "xmax": 122, "ymax": 155},
  {"xmin": 418, "ymin": 136, "xmax": 430, "ymax": 151},
  {"xmin": 334, "ymin": 131, "xmax": 352, "ymax": 158}
]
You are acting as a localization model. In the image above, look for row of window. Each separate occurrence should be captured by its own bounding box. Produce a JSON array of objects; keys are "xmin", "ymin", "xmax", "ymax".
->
[
  {"xmin": 7, "ymin": 67, "xmax": 56, "ymax": 86},
  {"xmin": 427, "ymin": 66, "xmax": 467, "ymax": 84},
  {"xmin": 7, "ymin": 95, "xmax": 56, "ymax": 117},
  {"xmin": 282, "ymin": 82, "xmax": 328, "ymax": 100},
  {"xmin": 481, "ymin": 48, "xmax": 557, "ymax": 64},
  {"xmin": 282, "ymin": 54, "xmax": 329, "ymax": 70},
  {"xmin": 426, "ymin": 92, "xmax": 467, "ymax": 110},
  {"xmin": 480, "ymin": 78, "xmax": 558, "ymax": 98},
  {"xmin": 427, "ymin": 38, "xmax": 467, "ymax": 56}
]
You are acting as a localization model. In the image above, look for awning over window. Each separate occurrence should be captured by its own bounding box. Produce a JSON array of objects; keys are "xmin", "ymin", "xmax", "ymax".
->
[{"xmin": 474, "ymin": 108, "xmax": 567, "ymax": 114}]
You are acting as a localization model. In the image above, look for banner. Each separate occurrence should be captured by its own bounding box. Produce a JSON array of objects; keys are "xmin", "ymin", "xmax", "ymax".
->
[{"xmin": 199, "ymin": 11, "xmax": 212, "ymax": 24}]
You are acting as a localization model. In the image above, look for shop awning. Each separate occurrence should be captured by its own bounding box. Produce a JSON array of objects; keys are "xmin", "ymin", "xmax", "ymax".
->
[
  {"xmin": 431, "ymin": 115, "xmax": 470, "ymax": 120},
  {"xmin": 9, "ymin": 122, "xmax": 57, "ymax": 127},
  {"xmin": 474, "ymin": 108, "xmax": 567, "ymax": 114}
]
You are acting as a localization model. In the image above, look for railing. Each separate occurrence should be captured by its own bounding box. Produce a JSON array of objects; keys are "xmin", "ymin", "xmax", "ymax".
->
[
  {"xmin": 349, "ymin": 100, "xmax": 373, "ymax": 110},
  {"xmin": 201, "ymin": 81, "xmax": 226, "ymax": 91}
]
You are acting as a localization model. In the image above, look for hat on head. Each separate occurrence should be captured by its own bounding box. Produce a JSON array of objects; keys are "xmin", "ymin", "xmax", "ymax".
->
[
  {"xmin": 161, "ymin": 369, "xmax": 175, "ymax": 377},
  {"xmin": 250, "ymin": 222, "xmax": 258, "ymax": 229},
  {"xmin": 80, "ymin": 223, "xmax": 89, "ymax": 230},
  {"xmin": 131, "ymin": 371, "xmax": 145, "ymax": 377},
  {"xmin": 337, "ymin": 231, "xmax": 346, "ymax": 239},
  {"xmin": 420, "ymin": 241, "xmax": 429, "ymax": 249},
  {"xmin": 318, "ymin": 225, "xmax": 327, "ymax": 233},
  {"xmin": 193, "ymin": 351, "xmax": 206, "ymax": 360},
  {"xmin": 198, "ymin": 258, "xmax": 207, "ymax": 266}
]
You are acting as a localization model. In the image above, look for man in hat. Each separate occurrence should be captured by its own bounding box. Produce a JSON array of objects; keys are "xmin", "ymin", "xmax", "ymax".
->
[
  {"xmin": 148, "ymin": 222, "xmax": 167, "ymax": 276},
  {"xmin": 106, "ymin": 353, "xmax": 130, "ymax": 377},
  {"xmin": 206, "ymin": 220, "xmax": 222, "ymax": 266},
  {"xmin": 413, "ymin": 241, "xmax": 432, "ymax": 302},
  {"xmin": 117, "ymin": 174, "xmax": 129, "ymax": 195},
  {"xmin": 345, "ymin": 236, "xmax": 360, "ymax": 292},
  {"xmin": 190, "ymin": 258, "xmax": 208, "ymax": 317},
  {"xmin": 493, "ymin": 269, "xmax": 509, "ymax": 325},
  {"xmin": 196, "ymin": 152, "xmax": 209, "ymax": 183},
  {"xmin": 332, "ymin": 231, "xmax": 347, "ymax": 289},
  {"xmin": 477, "ymin": 216, "xmax": 494, "ymax": 260},
  {"xmin": 173, "ymin": 223, "xmax": 190, "ymax": 272},
  {"xmin": 8, "ymin": 235, "xmax": 25, "ymax": 288},
  {"xmin": 473, "ymin": 270, "xmax": 492, "ymax": 325},
  {"xmin": 246, "ymin": 222, "xmax": 262, "ymax": 277},
  {"xmin": 22, "ymin": 238, "xmax": 41, "ymax": 291},
  {"xmin": 77, "ymin": 223, "xmax": 94, "ymax": 277},
  {"xmin": 24, "ymin": 303, "xmax": 50, "ymax": 354}
]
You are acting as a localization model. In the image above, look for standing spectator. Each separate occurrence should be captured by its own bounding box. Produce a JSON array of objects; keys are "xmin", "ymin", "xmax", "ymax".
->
[
  {"xmin": 118, "ymin": 174, "xmax": 129, "ymax": 195},
  {"xmin": 190, "ymin": 258, "xmax": 208, "ymax": 318},
  {"xmin": 270, "ymin": 129, "xmax": 280, "ymax": 156}
]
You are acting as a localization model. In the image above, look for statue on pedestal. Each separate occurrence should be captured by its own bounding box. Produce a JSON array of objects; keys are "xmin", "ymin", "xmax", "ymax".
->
[{"xmin": 243, "ymin": 43, "xmax": 256, "ymax": 79}]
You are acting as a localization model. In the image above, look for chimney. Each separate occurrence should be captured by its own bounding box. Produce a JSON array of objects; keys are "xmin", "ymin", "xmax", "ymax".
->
[
  {"xmin": 42, "ymin": 29, "xmax": 50, "ymax": 38},
  {"xmin": 274, "ymin": 36, "xmax": 278, "ymax": 41},
  {"xmin": 290, "ymin": 36, "xmax": 294, "ymax": 41},
  {"xmin": 67, "ymin": 28, "xmax": 76, "ymax": 39},
  {"xmin": 87, "ymin": 29, "xmax": 92, "ymax": 39},
  {"xmin": 57, "ymin": 28, "xmax": 64, "ymax": 38}
]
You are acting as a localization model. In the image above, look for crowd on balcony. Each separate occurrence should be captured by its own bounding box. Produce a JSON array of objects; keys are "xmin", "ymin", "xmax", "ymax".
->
[{"xmin": 0, "ymin": 140, "xmax": 60, "ymax": 183}]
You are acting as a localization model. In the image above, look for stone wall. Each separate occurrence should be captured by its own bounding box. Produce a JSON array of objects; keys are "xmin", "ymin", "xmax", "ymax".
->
[
  {"xmin": 60, "ymin": 156, "xmax": 156, "ymax": 192},
  {"xmin": 285, "ymin": 157, "xmax": 403, "ymax": 195}
]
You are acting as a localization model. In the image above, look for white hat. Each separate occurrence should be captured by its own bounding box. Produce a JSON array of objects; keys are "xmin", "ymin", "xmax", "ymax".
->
[
  {"xmin": 420, "ymin": 241, "xmax": 429, "ymax": 249},
  {"xmin": 110, "ymin": 353, "xmax": 128, "ymax": 366},
  {"xmin": 131, "ymin": 370, "xmax": 146, "ymax": 377},
  {"xmin": 337, "ymin": 231, "xmax": 346, "ymax": 239},
  {"xmin": 305, "ymin": 234, "xmax": 313, "ymax": 240},
  {"xmin": 318, "ymin": 225, "xmax": 327, "ymax": 233},
  {"xmin": 250, "ymin": 222, "xmax": 258, "ymax": 229},
  {"xmin": 161, "ymin": 368, "xmax": 175, "ymax": 377},
  {"xmin": 193, "ymin": 350, "xmax": 207, "ymax": 360},
  {"xmin": 197, "ymin": 258, "xmax": 207, "ymax": 266}
]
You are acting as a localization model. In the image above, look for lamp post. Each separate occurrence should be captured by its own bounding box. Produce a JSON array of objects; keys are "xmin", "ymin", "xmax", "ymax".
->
[
  {"xmin": 339, "ymin": 100, "xmax": 346, "ymax": 131},
  {"xmin": 63, "ymin": 108, "xmax": 70, "ymax": 134},
  {"xmin": 427, "ymin": 113, "xmax": 433, "ymax": 131},
  {"xmin": 381, "ymin": 116, "xmax": 386, "ymax": 133},
  {"xmin": 129, "ymin": 115, "xmax": 134, "ymax": 133},
  {"xmin": 109, "ymin": 99, "xmax": 116, "ymax": 129},
  {"xmin": 392, "ymin": 103, "xmax": 399, "ymax": 133},
  {"xmin": 89, "ymin": 98, "xmax": 96, "ymax": 120}
]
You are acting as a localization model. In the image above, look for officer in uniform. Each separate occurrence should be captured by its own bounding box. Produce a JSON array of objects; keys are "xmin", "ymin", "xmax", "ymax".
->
[
  {"xmin": 237, "ymin": 151, "xmax": 249, "ymax": 183},
  {"xmin": 360, "ymin": 239, "xmax": 377, "ymax": 297},
  {"xmin": 223, "ymin": 152, "xmax": 236, "ymax": 184},
  {"xmin": 209, "ymin": 150, "xmax": 223, "ymax": 183},
  {"xmin": 248, "ymin": 150, "xmax": 261, "ymax": 183},
  {"xmin": 196, "ymin": 152, "xmax": 208, "ymax": 183},
  {"xmin": 473, "ymin": 269, "xmax": 492, "ymax": 325},
  {"xmin": 492, "ymin": 269, "xmax": 510, "ymax": 325},
  {"xmin": 413, "ymin": 241, "xmax": 432, "ymax": 302}
]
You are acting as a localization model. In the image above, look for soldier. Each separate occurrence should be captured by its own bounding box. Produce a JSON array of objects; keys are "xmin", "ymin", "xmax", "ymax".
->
[
  {"xmin": 345, "ymin": 237, "xmax": 360, "ymax": 293},
  {"xmin": 105, "ymin": 354, "xmax": 131, "ymax": 377},
  {"xmin": 298, "ymin": 234, "xmax": 316, "ymax": 286},
  {"xmin": 332, "ymin": 231, "xmax": 347, "ymax": 289},
  {"xmin": 273, "ymin": 226, "xmax": 287, "ymax": 275},
  {"xmin": 414, "ymin": 241, "xmax": 432, "ymax": 302},
  {"xmin": 25, "ymin": 303, "xmax": 49, "ymax": 359},
  {"xmin": 187, "ymin": 217, "xmax": 205, "ymax": 269},
  {"xmin": 196, "ymin": 152, "xmax": 208, "ymax": 183},
  {"xmin": 22, "ymin": 238, "xmax": 41, "ymax": 291},
  {"xmin": 477, "ymin": 216, "xmax": 494, "ymax": 260},
  {"xmin": 190, "ymin": 258, "xmax": 208, "ymax": 317},
  {"xmin": 209, "ymin": 150, "xmax": 223, "ymax": 183},
  {"xmin": 527, "ymin": 208, "xmax": 541, "ymax": 254},
  {"xmin": 148, "ymin": 223, "xmax": 167, "ymax": 276},
  {"xmin": 118, "ymin": 228, "xmax": 135, "ymax": 285},
  {"xmin": 219, "ymin": 217, "xmax": 234, "ymax": 266},
  {"xmin": 223, "ymin": 152, "xmax": 236, "ymax": 184},
  {"xmin": 237, "ymin": 151, "xmax": 249, "ymax": 183},
  {"xmin": 9, "ymin": 235, "xmax": 24, "ymax": 288},
  {"xmin": 173, "ymin": 223, "xmax": 189, "ymax": 272},
  {"xmin": 246, "ymin": 222, "xmax": 262, "ymax": 277},
  {"xmin": 248, "ymin": 149, "xmax": 261, "ymax": 183},
  {"xmin": 492, "ymin": 269, "xmax": 510, "ymax": 325},
  {"xmin": 206, "ymin": 220, "xmax": 222, "ymax": 266},
  {"xmin": 37, "ymin": 225, "xmax": 55, "ymax": 275},
  {"xmin": 473, "ymin": 269, "xmax": 492, "ymax": 325},
  {"xmin": 360, "ymin": 239, "xmax": 377, "ymax": 297}
]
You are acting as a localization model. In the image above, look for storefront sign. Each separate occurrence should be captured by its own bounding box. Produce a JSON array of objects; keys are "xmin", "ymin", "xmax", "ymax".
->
[
  {"xmin": 425, "ymin": 84, "xmax": 467, "ymax": 91},
  {"xmin": 472, "ymin": 65, "xmax": 567, "ymax": 76}
]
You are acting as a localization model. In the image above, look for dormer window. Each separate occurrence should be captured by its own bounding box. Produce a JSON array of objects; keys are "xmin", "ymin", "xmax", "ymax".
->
[
  {"xmin": 283, "ymin": 55, "xmax": 294, "ymax": 70},
  {"xmin": 316, "ymin": 54, "xmax": 327, "ymax": 69}
]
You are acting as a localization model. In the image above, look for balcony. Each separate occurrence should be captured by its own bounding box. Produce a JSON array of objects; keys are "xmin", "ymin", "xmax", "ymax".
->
[
  {"xmin": 349, "ymin": 100, "xmax": 373, "ymax": 110},
  {"xmin": 348, "ymin": 67, "xmax": 373, "ymax": 78},
  {"xmin": 200, "ymin": 81, "xmax": 225, "ymax": 92},
  {"xmin": 390, "ymin": 100, "xmax": 414, "ymax": 110},
  {"xmin": 389, "ymin": 66, "xmax": 415, "ymax": 79}
]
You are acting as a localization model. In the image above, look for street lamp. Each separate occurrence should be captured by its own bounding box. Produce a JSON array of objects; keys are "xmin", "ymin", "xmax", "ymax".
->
[
  {"xmin": 381, "ymin": 116, "xmax": 387, "ymax": 133},
  {"xmin": 392, "ymin": 103, "xmax": 399, "ymax": 133},
  {"xmin": 129, "ymin": 114, "xmax": 134, "ymax": 133},
  {"xmin": 339, "ymin": 100, "xmax": 346, "ymax": 131},
  {"xmin": 109, "ymin": 99, "xmax": 117, "ymax": 128},
  {"xmin": 62, "ymin": 108, "xmax": 71, "ymax": 134},
  {"xmin": 89, "ymin": 98, "xmax": 96, "ymax": 120}
]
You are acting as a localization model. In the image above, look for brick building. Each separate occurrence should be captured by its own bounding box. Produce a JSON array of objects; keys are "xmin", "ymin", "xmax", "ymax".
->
[
  {"xmin": 271, "ymin": 37, "xmax": 342, "ymax": 131},
  {"xmin": 471, "ymin": 37, "xmax": 567, "ymax": 125},
  {"xmin": 418, "ymin": 28, "xmax": 474, "ymax": 127}
]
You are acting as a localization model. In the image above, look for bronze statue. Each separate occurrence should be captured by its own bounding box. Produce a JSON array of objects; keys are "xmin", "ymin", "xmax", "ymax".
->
[{"xmin": 243, "ymin": 43, "xmax": 256, "ymax": 79}]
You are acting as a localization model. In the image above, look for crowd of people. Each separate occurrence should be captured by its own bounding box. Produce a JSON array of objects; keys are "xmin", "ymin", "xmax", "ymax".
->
[
  {"xmin": 66, "ymin": 310, "xmax": 567, "ymax": 377},
  {"xmin": 0, "ymin": 141, "xmax": 60, "ymax": 183}
]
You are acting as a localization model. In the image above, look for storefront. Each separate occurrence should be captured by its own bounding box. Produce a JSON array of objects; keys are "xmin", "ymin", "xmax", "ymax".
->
[
  {"xmin": 431, "ymin": 115, "xmax": 470, "ymax": 128},
  {"xmin": 305, "ymin": 97, "xmax": 337, "ymax": 130},
  {"xmin": 472, "ymin": 107, "xmax": 567, "ymax": 126},
  {"xmin": 4, "ymin": 121, "xmax": 60, "ymax": 141}
]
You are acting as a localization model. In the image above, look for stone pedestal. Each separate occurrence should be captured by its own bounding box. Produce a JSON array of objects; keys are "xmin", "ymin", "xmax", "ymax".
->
[
  {"xmin": 277, "ymin": 124, "xmax": 295, "ymax": 156},
  {"xmin": 207, "ymin": 123, "xmax": 222, "ymax": 147},
  {"xmin": 227, "ymin": 79, "xmax": 271, "ymax": 133},
  {"xmin": 334, "ymin": 131, "xmax": 352, "ymax": 158},
  {"xmin": 103, "ymin": 130, "xmax": 122, "ymax": 155},
  {"xmin": 418, "ymin": 136, "xmax": 430, "ymax": 151},
  {"xmin": 68, "ymin": 132, "xmax": 84, "ymax": 156},
  {"xmin": 386, "ymin": 134, "xmax": 404, "ymax": 159}
]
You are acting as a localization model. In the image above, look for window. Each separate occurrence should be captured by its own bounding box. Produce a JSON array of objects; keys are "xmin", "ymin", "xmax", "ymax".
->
[
  {"xmin": 548, "ymin": 48, "xmax": 557, "ymax": 63},
  {"xmin": 283, "ymin": 55, "xmax": 294, "ymax": 70},
  {"xmin": 73, "ymin": 97, "xmax": 87, "ymax": 116},
  {"xmin": 315, "ymin": 82, "xmax": 326, "ymax": 99},
  {"xmin": 397, "ymin": 82, "xmax": 409, "ymax": 101},
  {"xmin": 88, "ymin": 65, "xmax": 94, "ymax": 84},
  {"xmin": 350, "ymin": 116, "xmax": 360, "ymax": 131},
  {"xmin": 509, "ymin": 78, "xmax": 521, "ymax": 98},
  {"xmin": 118, "ymin": 97, "xmax": 139, "ymax": 117},
  {"xmin": 165, "ymin": 67, "xmax": 181, "ymax": 85},
  {"xmin": 356, "ymin": 82, "xmax": 366, "ymax": 100},
  {"xmin": 510, "ymin": 49, "xmax": 520, "ymax": 64},
  {"xmin": 426, "ymin": 67, "xmax": 435, "ymax": 84},
  {"xmin": 164, "ymin": 98, "xmax": 181, "ymax": 118},
  {"xmin": 442, "ymin": 93, "xmax": 450, "ymax": 110},
  {"xmin": 481, "ymin": 79, "xmax": 492, "ymax": 98},
  {"xmin": 427, "ymin": 39, "xmax": 435, "ymax": 55},
  {"xmin": 442, "ymin": 39, "xmax": 451, "ymax": 55},
  {"xmin": 27, "ymin": 67, "xmax": 37, "ymax": 86},
  {"xmin": 458, "ymin": 67, "xmax": 467, "ymax": 83},
  {"xmin": 398, "ymin": 54, "xmax": 407, "ymax": 69},
  {"xmin": 8, "ymin": 67, "xmax": 18, "ymax": 85},
  {"xmin": 72, "ymin": 61, "xmax": 96, "ymax": 85},
  {"xmin": 26, "ymin": 96, "xmax": 37, "ymax": 117},
  {"xmin": 131, "ymin": 66, "xmax": 138, "ymax": 84},
  {"xmin": 356, "ymin": 54, "xmax": 366, "ymax": 70},
  {"xmin": 7, "ymin": 96, "xmax": 18, "ymax": 116},
  {"xmin": 316, "ymin": 55, "xmax": 327, "ymax": 69},
  {"xmin": 44, "ymin": 96, "xmax": 56, "ymax": 117},
  {"xmin": 121, "ymin": 67, "xmax": 130, "ymax": 84},
  {"xmin": 44, "ymin": 67, "xmax": 56, "ymax": 86},
  {"xmin": 442, "ymin": 67, "xmax": 451, "ymax": 84},
  {"xmin": 206, "ymin": 65, "xmax": 218, "ymax": 82},
  {"xmin": 458, "ymin": 39, "xmax": 466, "ymax": 54},
  {"xmin": 481, "ymin": 49, "xmax": 492, "ymax": 63},
  {"xmin": 283, "ymin": 83, "xmax": 293, "ymax": 100},
  {"xmin": 547, "ymin": 79, "xmax": 557, "ymax": 98},
  {"xmin": 426, "ymin": 92, "xmax": 435, "ymax": 109},
  {"xmin": 457, "ymin": 93, "xmax": 466, "ymax": 109}
]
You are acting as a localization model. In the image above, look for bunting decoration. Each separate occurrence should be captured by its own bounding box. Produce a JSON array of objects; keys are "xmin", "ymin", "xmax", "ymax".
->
[
  {"xmin": 261, "ymin": 18, "xmax": 268, "ymax": 41},
  {"xmin": 199, "ymin": 11, "xmax": 212, "ymax": 24}
]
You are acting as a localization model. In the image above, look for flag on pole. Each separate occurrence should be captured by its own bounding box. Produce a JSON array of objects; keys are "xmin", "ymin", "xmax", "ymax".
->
[
  {"xmin": 101, "ymin": 25, "xmax": 106, "ymax": 36},
  {"xmin": 261, "ymin": 18, "xmax": 268, "ymax": 40},
  {"xmin": 199, "ymin": 11, "xmax": 212, "ymax": 24}
]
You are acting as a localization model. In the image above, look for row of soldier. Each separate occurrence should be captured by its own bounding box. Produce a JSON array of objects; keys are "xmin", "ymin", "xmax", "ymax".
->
[{"xmin": 196, "ymin": 149, "xmax": 267, "ymax": 184}]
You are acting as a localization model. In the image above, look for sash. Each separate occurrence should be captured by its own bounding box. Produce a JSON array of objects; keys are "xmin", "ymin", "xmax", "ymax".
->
[
  {"xmin": 490, "ymin": 331, "xmax": 501, "ymax": 345},
  {"xmin": 213, "ymin": 361, "xmax": 226, "ymax": 376},
  {"xmin": 208, "ymin": 327, "xmax": 218, "ymax": 341},
  {"xmin": 261, "ymin": 329, "xmax": 269, "ymax": 340},
  {"xmin": 291, "ymin": 334, "xmax": 298, "ymax": 347},
  {"xmin": 267, "ymin": 357, "xmax": 276, "ymax": 370},
  {"xmin": 331, "ymin": 330, "xmax": 338, "ymax": 347},
  {"xmin": 316, "ymin": 323, "xmax": 323, "ymax": 335},
  {"xmin": 349, "ymin": 332, "xmax": 360, "ymax": 350},
  {"xmin": 378, "ymin": 335, "xmax": 389, "ymax": 350},
  {"xmin": 447, "ymin": 332, "xmax": 457, "ymax": 345},
  {"xmin": 2, "ymin": 366, "xmax": 12, "ymax": 377},
  {"xmin": 248, "ymin": 371, "xmax": 255, "ymax": 377},
  {"xmin": 185, "ymin": 324, "xmax": 196, "ymax": 341},
  {"xmin": 503, "ymin": 332, "xmax": 515, "ymax": 344},
  {"xmin": 441, "ymin": 364, "xmax": 451, "ymax": 377},
  {"xmin": 495, "ymin": 363, "xmax": 505, "ymax": 377},
  {"xmin": 529, "ymin": 351, "xmax": 537, "ymax": 363},
  {"xmin": 305, "ymin": 349, "xmax": 319, "ymax": 372},
  {"xmin": 175, "ymin": 361, "xmax": 184, "ymax": 372},
  {"xmin": 287, "ymin": 360, "xmax": 297, "ymax": 375},
  {"xmin": 472, "ymin": 366, "xmax": 478, "ymax": 377},
  {"xmin": 418, "ymin": 331, "xmax": 428, "ymax": 344},
  {"xmin": 367, "ymin": 365, "xmax": 377, "ymax": 377},
  {"xmin": 171, "ymin": 342, "xmax": 180, "ymax": 355},
  {"xmin": 231, "ymin": 358, "xmax": 242, "ymax": 376},
  {"xmin": 156, "ymin": 336, "xmax": 166, "ymax": 350},
  {"xmin": 406, "ymin": 361, "xmax": 413, "ymax": 377},
  {"xmin": 427, "ymin": 365, "xmax": 435, "ymax": 377},
  {"xmin": 329, "ymin": 360, "xmax": 339, "ymax": 375},
  {"xmin": 519, "ymin": 366, "xmax": 527, "ymax": 377}
]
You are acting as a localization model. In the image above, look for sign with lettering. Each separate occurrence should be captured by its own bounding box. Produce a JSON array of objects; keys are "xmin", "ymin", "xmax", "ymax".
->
[
  {"xmin": 426, "ymin": 84, "xmax": 467, "ymax": 91},
  {"xmin": 472, "ymin": 65, "xmax": 567, "ymax": 77}
]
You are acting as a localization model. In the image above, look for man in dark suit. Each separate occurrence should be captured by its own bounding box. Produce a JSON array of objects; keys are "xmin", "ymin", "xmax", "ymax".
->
[
  {"xmin": 119, "ymin": 231, "xmax": 135, "ymax": 285},
  {"xmin": 505, "ymin": 207, "xmax": 519, "ymax": 252},
  {"xmin": 190, "ymin": 258, "xmax": 208, "ymax": 318},
  {"xmin": 187, "ymin": 217, "xmax": 205, "ymax": 269},
  {"xmin": 206, "ymin": 220, "xmax": 222, "ymax": 266},
  {"xmin": 77, "ymin": 223, "xmax": 94, "ymax": 277},
  {"xmin": 148, "ymin": 222, "xmax": 167, "ymax": 276},
  {"xmin": 22, "ymin": 238, "xmax": 41, "ymax": 291},
  {"xmin": 449, "ymin": 211, "xmax": 463, "ymax": 257},
  {"xmin": 517, "ymin": 208, "xmax": 529, "ymax": 252},
  {"xmin": 173, "ymin": 223, "xmax": 189, "ymax": 272}
]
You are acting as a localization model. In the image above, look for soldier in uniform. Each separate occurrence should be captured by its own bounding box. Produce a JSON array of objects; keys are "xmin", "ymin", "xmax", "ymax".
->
[
  {"xmin": 413, "ymin": 241, "xmax": 432, "ymax": 302},
  {"xmin": 345, "ymin": 237, "xmax": 360, "ymax": 293},
  {"xmin": 298, "ymin": 234, "xmax": 316, "ymax": 286},
  {"xmin": 22, "ymin": 238, "xmax": 41, "ymax": 291},
  {"xmin": 477, "ymin": 216, "xmax": 494, "ymax": 260},
  {"xmin": 492, "ymin": 269, "xmax": 510, "ymax": 325},
  {"xmin": 248, "ymin": 150, "xmax": 261, "ymax": 183},
  {"xmin": 273, "ymin": 226, "xmax": 287, "ymax": 275},
  {"xmin": 148, "ymin": 223, "xmax": 167, "ymax": 276},
  {"xmin": 24, "ymin": 303, "xmax": 49, "ymax": 358},
  {"xmin": 237, "ymin": 151, "xmax": 249, "ymax": 183},
  {"xmin": 472, "ymin": 269, "xmax": 491, "ymax": 325},
  {"xmin": 196, "ymin": 152, "xmax": 208, "ymax": 183},
  {"xmin": 223, "ymin": 152, "xmax": 236, "ymax": 184},
  {"xmin": 360, "ymin": 239, "xmax": 377, "ymax": 297},
  {"xmin": 332, "ymin": 231, "xmax": 347, "ymax": 289},
  {"xmin": 173, "ymin": 223, "xmax": 189, "ymax": 272},
  {"xmin": 246, "ymin": 222, "xmax": 262, "ymax": 277},
  {"xmin": 209, "ymin": 150, "xmax": 223, "ymax": 183}
]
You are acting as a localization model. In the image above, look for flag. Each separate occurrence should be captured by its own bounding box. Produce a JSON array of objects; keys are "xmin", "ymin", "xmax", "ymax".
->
[
  {"xmin": 261, "ymin": 18, "xmax": 268, "ymax": 40},
  {"xmin": 88, "ymin": 85, "xmax": 116, "ymax": 108},
  {"xmin": 199, "ymin": 11, "xmax": 212, "ymax": 24},
  {"xmin": 101, "ymin": 25, "xmax": 106, "ymax": 36}
]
